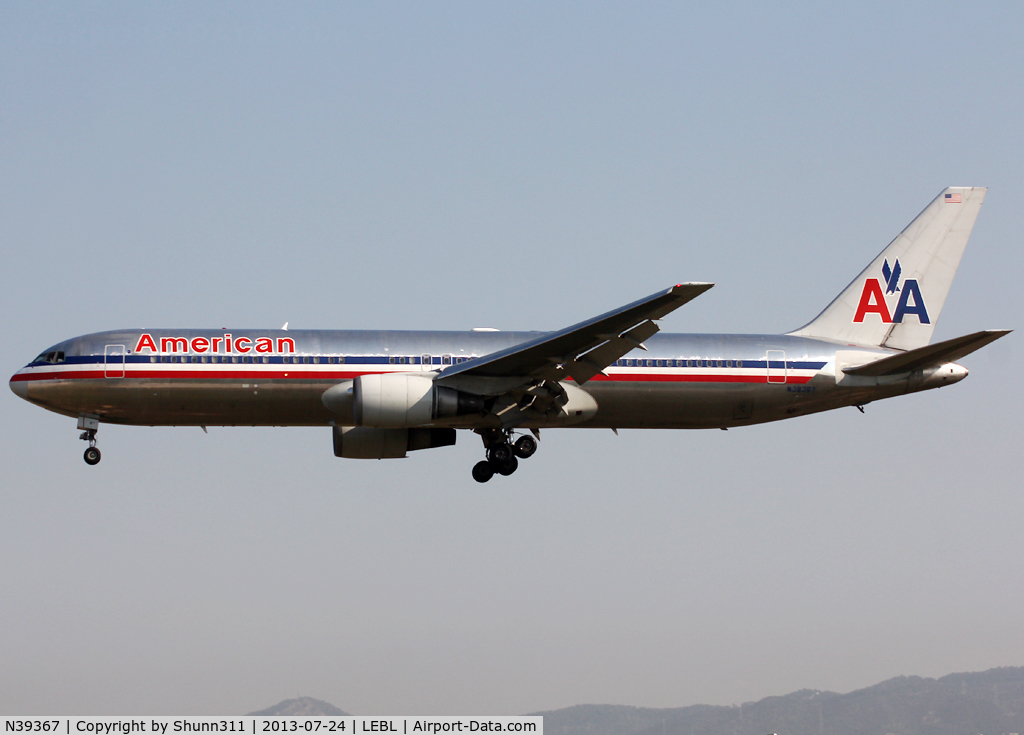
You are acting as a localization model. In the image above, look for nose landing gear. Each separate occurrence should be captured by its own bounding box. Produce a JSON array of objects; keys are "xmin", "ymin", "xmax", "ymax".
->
[
  {"xmin": 472, "ymin": 429, "xmax": 538, "ymax": 483},
  {"xmin": 78, "ymin": 415, "xmax": 101, "ymax": 465},
  {"xmin": 83, "ymin": 444, "xmax": 101, "ymax": 465}
]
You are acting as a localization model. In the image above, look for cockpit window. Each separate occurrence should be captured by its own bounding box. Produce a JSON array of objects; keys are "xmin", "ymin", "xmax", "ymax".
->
[{"xmin": 33, "ymin": 351, "xmax": 65, "ymax": 364}]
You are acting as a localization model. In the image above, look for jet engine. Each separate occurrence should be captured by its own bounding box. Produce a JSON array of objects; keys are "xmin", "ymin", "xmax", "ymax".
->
[
  {"xmin": 332, "ymin": 426, "xmax": 457, "ymax": 459},
  {"xmin": 352, "ymin": 373, "xmax": 485, "ymax": 428},
  {"xmin": 321, "ymin": 374, "xmax": 486, "ymax": 428}
]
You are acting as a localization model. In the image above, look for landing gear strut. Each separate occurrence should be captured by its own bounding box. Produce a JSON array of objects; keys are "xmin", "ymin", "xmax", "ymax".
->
[
  {"xmin": 78, "ymin": 415, "xmax": 101, "ymax": 465},
  {"xmin": 471, "ymin": 429, "xmax": 538, "ymax": 483}
]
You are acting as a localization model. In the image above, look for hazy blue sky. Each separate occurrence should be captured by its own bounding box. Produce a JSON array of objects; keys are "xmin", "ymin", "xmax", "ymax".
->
[{"xmin": 2, "ymin": 1, "xmax": 1022, "ymax": 716}]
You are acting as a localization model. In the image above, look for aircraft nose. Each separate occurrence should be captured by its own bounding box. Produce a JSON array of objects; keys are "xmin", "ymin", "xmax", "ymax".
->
[{"xmin": 10, "ymin": 373, "xmax": 29, "ymax": 400}]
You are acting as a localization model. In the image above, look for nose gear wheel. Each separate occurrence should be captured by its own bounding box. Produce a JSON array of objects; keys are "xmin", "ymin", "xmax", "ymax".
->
[{"xmin": 79, "ymin": 425, "xmax": 101, "ymax": 465}]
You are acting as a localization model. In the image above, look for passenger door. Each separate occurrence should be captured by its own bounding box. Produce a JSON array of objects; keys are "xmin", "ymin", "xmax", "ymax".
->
[
  {"xmin": 104, "ymin": 344, "xmax": 126, "ymax": 378},
  {"xmin": 766, "ymin": 350, "xmax": 786, "ymax": 384}
]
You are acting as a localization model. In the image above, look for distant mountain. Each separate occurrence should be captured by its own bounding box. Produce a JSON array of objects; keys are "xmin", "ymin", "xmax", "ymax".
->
[
  {"xmin": 248, "ymin": 697, "xmax": 349, "ymax": 716},
  {"xmin": 531, "ymin": 666, "xmax": 1024, "ymax": 735},
  {"xmin": 245, "ymin": 667, "xmax": 1024, "ymax": 734}
]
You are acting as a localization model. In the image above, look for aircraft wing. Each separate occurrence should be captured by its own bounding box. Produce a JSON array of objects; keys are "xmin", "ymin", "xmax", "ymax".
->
[
  {"xmin": 843, "ymin": 329, "xmax": 1011, "ymax": 376},
  {"xmin": 436, "ymin": 283, "xmax": 714, "ymax": 386}
]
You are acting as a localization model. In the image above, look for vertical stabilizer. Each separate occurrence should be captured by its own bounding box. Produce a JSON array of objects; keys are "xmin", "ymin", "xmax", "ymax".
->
[{"xmin": 788, "ymin": 187, "xmax": 986, "ymax": 350}]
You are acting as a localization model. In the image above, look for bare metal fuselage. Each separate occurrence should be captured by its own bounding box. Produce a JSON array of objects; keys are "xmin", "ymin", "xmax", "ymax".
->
[
  {"xmin": 9, "ymin": 188, "xmax": 999, "ymax": 478},
  {"xmin": 10, "ymin": 328, "xmax": 956, "ymax": 431}
]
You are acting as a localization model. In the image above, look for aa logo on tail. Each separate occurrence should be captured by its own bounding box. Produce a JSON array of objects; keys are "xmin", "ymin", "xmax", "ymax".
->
[{"xmin": 853, "ymin": 258, "xmax": 930, "ymax": 324}]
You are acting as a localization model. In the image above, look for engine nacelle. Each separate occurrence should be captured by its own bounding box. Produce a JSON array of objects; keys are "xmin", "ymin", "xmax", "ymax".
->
[
  {"xmin": 352, "ymin": 373, "xmax": 485, "ymax": 428},
  {"xmin": 321, "ymin": 380, "xmax": 355, "ymax": 423},
  {"xmin": 332, "ymin": 426, "xmax": 457, "ymax": 459}
]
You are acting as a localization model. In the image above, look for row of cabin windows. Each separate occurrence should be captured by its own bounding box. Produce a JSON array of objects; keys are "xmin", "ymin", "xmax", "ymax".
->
[
  {"xmin": 144, "ymin": 354, "xmax": 477, "ymax": 365},
  {"xmin": 617, "ymin": 358, "xmax": 745, "ymax": 368},
  {"xmin": 385, "ymin": 355, "xmax": 473, "ymax": 365},
  {"xmin": 150, "ymin": 355, "xmax": 272, "ymax": 364},
  {"xmin": 148, "ymin": 355, "xmax": 342, "ymax": 364},
  {"xmin": 143, "ymin": 354, "xmax": 748, "ymax": 368}
]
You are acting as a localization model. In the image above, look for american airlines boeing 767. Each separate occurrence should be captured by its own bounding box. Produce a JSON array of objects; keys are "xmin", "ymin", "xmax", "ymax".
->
[{"xmin": 10, "ymin": 188, "xmax": 1010, "ymax": 482}]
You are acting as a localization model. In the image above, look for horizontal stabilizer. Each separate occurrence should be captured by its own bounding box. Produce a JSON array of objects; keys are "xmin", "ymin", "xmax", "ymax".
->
[{"xmin": 844, "ymin": 329, "xmax": 1010, "ymax": 376}]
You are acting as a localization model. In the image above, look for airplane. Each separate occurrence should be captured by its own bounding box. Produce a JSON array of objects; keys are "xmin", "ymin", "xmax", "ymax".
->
[{"xmin": 9, "ymin": 187, "xmax": 1010, "ymax": 482}]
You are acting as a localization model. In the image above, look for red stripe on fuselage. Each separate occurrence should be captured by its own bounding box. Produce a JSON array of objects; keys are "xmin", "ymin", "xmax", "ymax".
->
[{"xmin": 589, "ymin": 372, "xmax": 814, "ymax": 384}]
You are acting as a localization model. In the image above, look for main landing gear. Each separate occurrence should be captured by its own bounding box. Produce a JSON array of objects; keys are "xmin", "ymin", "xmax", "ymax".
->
[
  {"xmin": 471, "ymin": 429, "xmax": 539, "ymax": 483},
  {"xmin": 78, "ymin": 415, "xmax": 101, "ymax": 465}
]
